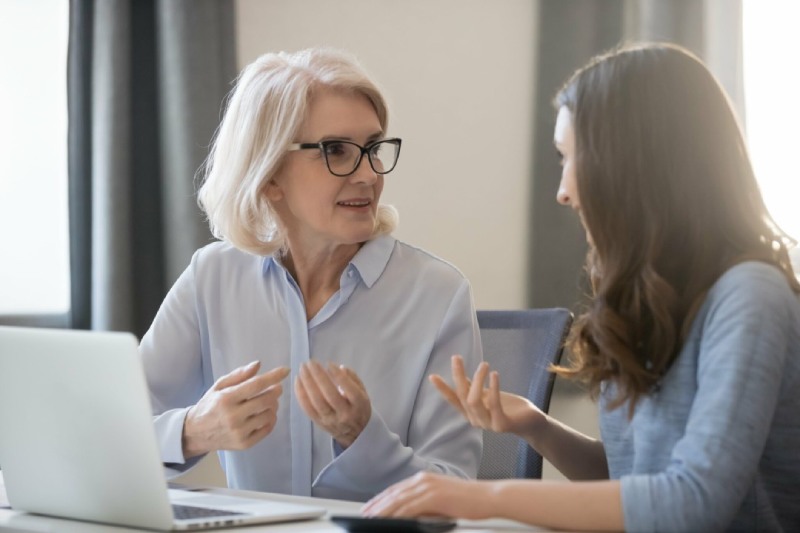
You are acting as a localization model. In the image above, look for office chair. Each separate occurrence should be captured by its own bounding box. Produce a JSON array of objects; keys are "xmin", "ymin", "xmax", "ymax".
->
[{"xmin": 475, "ymin": 308, "xmax": 573, "ymax": 480}]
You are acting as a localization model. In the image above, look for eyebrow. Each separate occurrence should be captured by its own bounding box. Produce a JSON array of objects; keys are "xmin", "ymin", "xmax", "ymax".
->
[{"xmin": 317, "ymin": 131, "xmax": 385, "ymax": 143}]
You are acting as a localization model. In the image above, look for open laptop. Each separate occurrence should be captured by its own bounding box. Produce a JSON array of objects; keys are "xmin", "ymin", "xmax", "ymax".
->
[{"xmin": 0, "ymin": 326, "xmax": 326, "ymax": 530}]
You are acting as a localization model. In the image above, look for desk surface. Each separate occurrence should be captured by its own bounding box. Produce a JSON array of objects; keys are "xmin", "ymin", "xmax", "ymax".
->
[{"xmin": 0, "ymin": 474, "xmax": 544, "ymax": 532}]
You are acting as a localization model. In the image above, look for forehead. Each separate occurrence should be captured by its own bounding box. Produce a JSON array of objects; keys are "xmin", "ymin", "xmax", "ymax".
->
[
  {"xmin": 553, "ymin": 106, "xmax": 574, "ymax": 146},
  {"xmin": 300, "ymin": 89, "xmax": 382, "ymax": 139}
]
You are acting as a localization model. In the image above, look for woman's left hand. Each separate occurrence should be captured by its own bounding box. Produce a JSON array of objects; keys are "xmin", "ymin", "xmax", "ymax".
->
[
  {"xmin": 295, "ymin": 361, "xmax": 371, "ymax": 448},
  {"xmin": 362, "ymin": 472, "xmax": 493, "ymax": 520}
]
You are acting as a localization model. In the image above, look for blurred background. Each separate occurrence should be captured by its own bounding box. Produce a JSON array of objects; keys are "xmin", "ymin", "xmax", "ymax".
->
[{"xmin": 1, "ymin": 0, "xmax": 798, "ymax": 483}]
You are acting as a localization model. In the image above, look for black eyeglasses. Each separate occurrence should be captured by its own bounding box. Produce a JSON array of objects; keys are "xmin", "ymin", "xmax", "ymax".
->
[{"xmin": 287, "ymin": 138, "xmax": 402, "ymax": 177}]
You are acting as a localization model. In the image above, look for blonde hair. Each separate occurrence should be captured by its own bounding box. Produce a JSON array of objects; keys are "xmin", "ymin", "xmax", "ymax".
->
[{"xmin": 197, "ymin": 47, "xmax": 399, "ymax": 256}]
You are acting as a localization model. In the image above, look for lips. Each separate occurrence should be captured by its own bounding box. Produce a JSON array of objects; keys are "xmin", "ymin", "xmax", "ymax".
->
[{"xmin": 337, "ymin": 199, "xmax": 371, "ymax": 207}]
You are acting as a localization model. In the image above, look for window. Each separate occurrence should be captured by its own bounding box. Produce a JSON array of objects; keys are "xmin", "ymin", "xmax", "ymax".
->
[
  {"xmin": 743, "ymin": 1, "xmax": 800, "ymax": 272},
  {"xmin": 0, "ymin": 0, "xmax": 70, "ymax": 323}
]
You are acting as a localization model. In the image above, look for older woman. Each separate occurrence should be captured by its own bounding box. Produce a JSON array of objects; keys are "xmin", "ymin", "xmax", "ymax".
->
[{"xmin": 139, "ymin": 47, "xmax": 482, "ymax": 502}]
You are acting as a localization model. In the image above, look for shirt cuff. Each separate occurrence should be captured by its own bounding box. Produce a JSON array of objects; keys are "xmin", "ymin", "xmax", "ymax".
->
[
  {"xmin": 154, "ymin": 406, "xmax": 192, "ymax": 465},
  {"xmin": 313, "ymin": 411, "xmax": 406, "ymax": 499}
]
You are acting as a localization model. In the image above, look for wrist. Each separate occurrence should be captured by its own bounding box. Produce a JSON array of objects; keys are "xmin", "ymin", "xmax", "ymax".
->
[
  {"xmin": 181, "ymin": 406, "xmax": 207, "ymax": 459},
  {"xmin": 479, "ymin": 481, "xmax": 506, "ymax": 520},
  {"xmin": 517, "ymin": 410, "xmax": 549, "ymax": 443}
]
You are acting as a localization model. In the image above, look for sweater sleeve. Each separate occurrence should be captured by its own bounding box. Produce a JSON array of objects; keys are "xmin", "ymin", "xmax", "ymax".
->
[{"xmin": 620, "ymin": 265, "xmax": 795, "ymax": 532}]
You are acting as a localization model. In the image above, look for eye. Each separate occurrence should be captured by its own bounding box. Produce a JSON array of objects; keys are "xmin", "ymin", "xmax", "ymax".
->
[
  {"xmin": 368, "ymin": 142, "xmax": 384, "ymax": 156},
  {"xmin": 323, "ymin": 141, "xmax": 350, "ymax": 159},
  {"xmin": 555, "ymin": 149, "xmax": 565, "ymax": 167}
]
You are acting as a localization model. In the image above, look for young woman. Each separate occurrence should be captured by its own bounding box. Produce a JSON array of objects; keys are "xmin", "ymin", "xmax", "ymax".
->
[
  {"xmin": 364, "ymin": 43, "xmax": 800, "ymax": 531},
  {"xmin": 139, "ymin": 48, "xmax": 482, "ymax": 501}
]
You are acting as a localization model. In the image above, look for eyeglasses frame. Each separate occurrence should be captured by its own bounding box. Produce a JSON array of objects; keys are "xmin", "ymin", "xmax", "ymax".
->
[{"xmin": 287, "ymin": 137, "xmax": 402, "ymax": 177}]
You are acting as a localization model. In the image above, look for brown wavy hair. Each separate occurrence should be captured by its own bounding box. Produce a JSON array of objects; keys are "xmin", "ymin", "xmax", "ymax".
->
[{"xmin": 552, "ymin": 43, "xmax": 799, "ymax": 414}]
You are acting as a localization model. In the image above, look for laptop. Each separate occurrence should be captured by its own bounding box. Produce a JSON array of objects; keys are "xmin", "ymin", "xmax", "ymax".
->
[{"xmin": 0, "ymin": 326, "xmax": 326, "ymax": 530}]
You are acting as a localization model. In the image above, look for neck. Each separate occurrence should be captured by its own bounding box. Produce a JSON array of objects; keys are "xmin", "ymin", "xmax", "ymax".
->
[{"xmin": 282, "ymin": 239, "xmax": 363, "ymax": 320}]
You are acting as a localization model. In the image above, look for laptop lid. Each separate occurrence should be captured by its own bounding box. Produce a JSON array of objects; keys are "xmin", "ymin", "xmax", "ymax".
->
[{"xmin": 0, "ymin": 326, "xmax": 325, "ymax": 530}]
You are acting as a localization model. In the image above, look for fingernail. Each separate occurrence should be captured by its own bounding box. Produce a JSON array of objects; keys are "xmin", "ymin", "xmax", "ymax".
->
[{"xmin": 246, "ymin": 360, "xmax": 259, "ymax": 369}]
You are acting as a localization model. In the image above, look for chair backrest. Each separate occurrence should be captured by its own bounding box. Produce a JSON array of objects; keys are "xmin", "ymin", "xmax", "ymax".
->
[{"xmin": 476, "ymin": 308, "xmax": 573, "ymax": 480}]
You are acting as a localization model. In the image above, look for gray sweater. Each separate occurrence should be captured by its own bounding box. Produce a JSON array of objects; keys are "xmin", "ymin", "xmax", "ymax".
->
[{"xmin": 600, "ymin": 262, "xmax": 800, "ymax": 532}]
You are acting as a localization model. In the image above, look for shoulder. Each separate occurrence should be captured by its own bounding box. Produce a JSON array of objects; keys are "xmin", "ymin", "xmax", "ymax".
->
[
  {"xmin": 190, "ymin": 240, "xmax": 266, "ymax": 278},
  {"xmin": 712, "ymin": 260, "xmax": 793, "ymax": 293},
  {"xmin": 704, "ymin": 261, "xmax": 799, "ymax": 319},
  {"xmin": 689, "ymin": 262, "xmax": 800, "ymax": 366},
  {"xmin": 390, "ymin": 240, "xmax": 470, "ymax": 284}
]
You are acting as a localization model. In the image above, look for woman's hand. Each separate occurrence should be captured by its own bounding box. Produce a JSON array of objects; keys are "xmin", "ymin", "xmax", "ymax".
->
[
  {"xmin": 295, "ymin": 361, "xmax": 371, "ymax": 449},
  {"xmin": 430, "ymin": 355, "xmax": 546, "ymax": 439},
  {"xmin": 182, "ymin": 361, "xmax": 289, "ymax": 458},
  {"xmin": 362, "ymin": 472, "xmax": 494, "ymax": 520}
]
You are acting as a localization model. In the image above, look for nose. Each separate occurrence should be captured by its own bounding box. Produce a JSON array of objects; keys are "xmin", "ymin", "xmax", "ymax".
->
[
  {"xmin": 348, "ymin": 153, "xmax": 378, "ymax": 184},
  {"xmin": 556, "ymin": 182, "xmax": 571, "ymax": 206}
]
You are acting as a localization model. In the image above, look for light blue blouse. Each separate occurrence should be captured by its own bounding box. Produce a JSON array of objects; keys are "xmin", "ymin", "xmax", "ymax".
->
[
  {"xmin": 601, "ymin": 262, "xmax": 800, "ymax": 532},
  {"xmin": 139, "ymin": 235, "xmax": 483, "ymax": 501}
]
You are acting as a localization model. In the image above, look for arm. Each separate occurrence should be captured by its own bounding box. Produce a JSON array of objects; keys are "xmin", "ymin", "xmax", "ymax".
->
[
  {"xmin": 311, "ymin": 280, "xmax": 483, "ymax": 500},
  {"xmin": 367, "ymin": 266, "xmax": 796, "ymax": 531},
  {"xmin": 140, "ymin": 258, "xmax": 207, "ymax": 469},
  {"xmin": 141, "ymin": 252, "xmax": 289, "ymax": 469},
  {"xmin": 618, "ymin": 265, "xmax": 794, "ymax": 532},
  {"xmin": 363, "ymin": 472, "xmax": 624, "ymax": 532},
  {"xmin": 521, "ymin": 410, "xmax": 608, "ymax": 480},
  {"xmin": 433, "ymin": 357, "xmax": 608, "ymax": 480}
]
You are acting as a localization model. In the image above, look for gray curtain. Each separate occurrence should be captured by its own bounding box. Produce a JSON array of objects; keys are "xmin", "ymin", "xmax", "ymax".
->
[
  {"xmin": 68, "ymin": 0, "xmax": 236, "ymax": 336},
  {"xmin": 527, "ymin": 0, "xmax": 744, "ymax": 310}
]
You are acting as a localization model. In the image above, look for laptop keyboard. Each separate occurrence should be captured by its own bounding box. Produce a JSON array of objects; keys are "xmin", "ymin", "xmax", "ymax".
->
[{"xmin": 172, "ymin": 504, "xmax": 246, "ymax": 520}]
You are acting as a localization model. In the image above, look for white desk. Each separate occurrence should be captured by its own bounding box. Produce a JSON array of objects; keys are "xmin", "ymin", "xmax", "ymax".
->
[{"xmin": 0, "ymin": 475, "xmax": 544, "ymax": 532}]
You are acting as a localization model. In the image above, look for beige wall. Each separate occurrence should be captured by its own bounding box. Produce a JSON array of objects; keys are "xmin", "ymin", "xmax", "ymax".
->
[{"xmin": 235, "ymin": 0, "xmax": 538, "ymax": 310}]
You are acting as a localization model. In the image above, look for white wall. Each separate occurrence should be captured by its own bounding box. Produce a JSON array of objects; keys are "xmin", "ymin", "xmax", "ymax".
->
[{"xmin": 235, "ymin": 0, "xmax": 537, "ymax": 310}]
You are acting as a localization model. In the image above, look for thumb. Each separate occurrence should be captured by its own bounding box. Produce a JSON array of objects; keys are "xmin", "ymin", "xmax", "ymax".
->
[{"xmin": 213, "ymin": 360, "xmax": 260, "ymax": 391}]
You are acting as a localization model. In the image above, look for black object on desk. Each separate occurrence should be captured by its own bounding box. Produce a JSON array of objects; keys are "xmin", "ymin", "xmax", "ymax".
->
[{"xmin": 331, "ymin": 515, "xmax": 457, "ymax": 533}]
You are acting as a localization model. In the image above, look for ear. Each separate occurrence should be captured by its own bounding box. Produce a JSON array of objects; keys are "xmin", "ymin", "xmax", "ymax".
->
[{"xmin": 264, "ymin": 178, "xmax": 284, "ymax": 203}]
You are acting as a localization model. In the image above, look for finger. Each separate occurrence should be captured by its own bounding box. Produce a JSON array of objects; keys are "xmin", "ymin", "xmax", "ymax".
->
[
  {"xmin": 213, "ymin": 360, "xmax": 260, "ymax": 391},
  {"xmin": 486, "ymin": 371, "xmax": 504, "ymax": 426},
  {"xmin": 329, "ymin": 364, "xmax": 367, "ymax": 402},
  {"xmin": 389, "ymin": 496, "xmax": 428, "ymax": 518},
  {"xmin": 467, "ymin": 362, "xmax": 492, "ymax": 425},
  {"xmin": 333, "ymin": 364, "xmax": 368, "ymax": 395},
  {"xmin": 242, "ymin": 416, "xmax": 275, "ymax": 447},
  {"xmin": 247, "ymin": 383, "xmax": 283, "ymax": 415},
  {"xmin": 429, "ymin": 375, "xmax": 467, "ymax": 416},
  {"xmin": 451, "ymin": 355, "xmax": 471, "ymax": 402},
  {"xmin": 305, "ymin": 362, "xmax": 350, "ymax": 411},
  {"xmin": 362, "ymin": 479, "xmax": 417, "ymax": 516},
  {"xmin": 468, "ymin": 362, "xmax": 490, "ymax": 402},
  {"xmin": 239, "ymin": 408, "xmax": 279, "ymax": 448},
  {"xmin": 219, "ymin": 399, "xmax": 277, "ymax": 450},
  {"xmin": 220, "ymin": 382, "xmax": 283, "ymax": 436},
  {"xmin": 243, "ymin": 402, "xmax": 278, "ymax": 433},
  {"xmin": 365, "ymin": 484, "xmax": 427, "ymax": 518},
  {"xmin": 362, "ymin": 492, "xmax": 403, "ymax": 517},
  {"xmin": 231, "ymin": 366, "xmax": 290, "ymax": 400},
  {"xmin": 298, "ymin": 364, "xmax": 336, "ymax": 416},
  {"xmin": 294, "ymin": 374, "xmax": 319, "ymax": 419}
]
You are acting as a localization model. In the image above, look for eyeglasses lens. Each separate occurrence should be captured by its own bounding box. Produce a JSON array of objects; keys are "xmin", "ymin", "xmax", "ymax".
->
[{"xmin": 324, "ymin": 141, "xmax": 399, "ymax": 176}]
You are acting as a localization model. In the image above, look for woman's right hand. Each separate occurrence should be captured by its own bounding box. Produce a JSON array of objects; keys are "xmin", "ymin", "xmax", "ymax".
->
[
  {"xmin": 182, "ymin": 361, "xmax": 290, "ymax": 458},
  {"xmin": 430, "ymin": 355, "xmax": 546, "ymax": 439}
]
